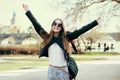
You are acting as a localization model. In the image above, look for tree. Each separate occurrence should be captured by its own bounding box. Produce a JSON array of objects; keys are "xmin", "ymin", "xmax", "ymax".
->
[
  {"xmin": 50, "ymin": 0, "xmax": 120, "ymax": 51},
  {"xmin": 51, "ymin": 0, "xmax": 120, "ymax": 27}
]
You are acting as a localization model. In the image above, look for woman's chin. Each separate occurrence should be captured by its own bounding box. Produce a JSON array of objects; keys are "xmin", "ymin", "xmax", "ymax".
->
[{"xmin": 53, "ymin": 30, "xmax": 60, "ymax": 33}]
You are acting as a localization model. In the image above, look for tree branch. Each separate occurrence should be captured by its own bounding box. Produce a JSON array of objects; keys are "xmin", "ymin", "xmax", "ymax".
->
[{"xmin": 112, "ymin": 0, "xmax": 120, "ymax": 3}]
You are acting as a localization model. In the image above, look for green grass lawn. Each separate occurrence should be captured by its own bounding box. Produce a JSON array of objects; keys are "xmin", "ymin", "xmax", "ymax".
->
[
  {"xmin": 82, "ymin": 52, "xmax": 120, "ymax": 56},
  {"xmin": 0, "ymin": 61, "xmax": 47, "ymax": 71},
  {"xmin": 0, "ymin": 52, "xmax": 119, "ymax": 71},
  {"xmin": 0, "ymin": 56, "xmax": 49, "ymax": 71}
]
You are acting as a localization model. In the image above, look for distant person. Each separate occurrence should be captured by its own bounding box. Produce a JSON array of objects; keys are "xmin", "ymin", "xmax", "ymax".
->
[
  {"xmin": 87, "ymin": 41, "xmax": 92, "ymax": 51},
  {"xmin": 104, "ymin": 43, "xmax": 107, "ymax": 52},
  {"xmin": 98, "ymin": 42, "xmax": 101, "ymax": 50},
  {"xmin": 23, "ymin": 3, "xmax": 101, "ymax": 80},
  {"xmin": 111, "ymin": 43, "xmax": 114, "ymax": 51},
  {"xmin": 106, "ymin": 46, "xmax": 109, "ymax": 51}
]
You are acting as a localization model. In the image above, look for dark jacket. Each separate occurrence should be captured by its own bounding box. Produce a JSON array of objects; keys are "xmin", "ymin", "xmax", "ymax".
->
[{"xmin": 25, "ymin": 10, "xmax": 98, "ymax": 58}]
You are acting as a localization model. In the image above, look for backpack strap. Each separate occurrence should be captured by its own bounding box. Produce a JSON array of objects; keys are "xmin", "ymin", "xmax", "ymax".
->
[{"xmin": 70, "ymin": 40, "xmax": 78, "ymax": 54}]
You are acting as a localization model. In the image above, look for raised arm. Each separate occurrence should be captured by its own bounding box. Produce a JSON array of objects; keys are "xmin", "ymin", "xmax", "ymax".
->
[
  {"xmin": 23, "ymin": 4, "xmax": 48, "ymax": 39},
  {"xmin": 66, "ymin": 20, "xmax": 99, "ymax": 41}
]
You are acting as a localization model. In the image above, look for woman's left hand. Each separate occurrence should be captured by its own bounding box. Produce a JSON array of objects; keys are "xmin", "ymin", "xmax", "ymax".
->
[
  {"xmin": 23, "ymin": 3, "xmax": 29, "ymax": 12},
  {"xmin": 97, "ymin": 16, "xmax": 102, "ymax": 24}
]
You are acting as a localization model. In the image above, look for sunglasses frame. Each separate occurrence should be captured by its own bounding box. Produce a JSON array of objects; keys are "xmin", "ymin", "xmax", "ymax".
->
[{"xmin": 52, "ymin": 21, "xmax": 62, "ymax": 27}]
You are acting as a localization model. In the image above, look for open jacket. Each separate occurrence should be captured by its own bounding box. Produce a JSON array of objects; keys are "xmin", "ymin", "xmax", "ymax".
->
[{"xmin": 25, "ymin": 10, "xmax": 98, "ymax": 58}]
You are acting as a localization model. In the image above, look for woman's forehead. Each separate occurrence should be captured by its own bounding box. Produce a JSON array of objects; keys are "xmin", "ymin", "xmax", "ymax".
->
[{"xmin": 54, "ymin": 19, "xmax": 62, "ymax": 23}]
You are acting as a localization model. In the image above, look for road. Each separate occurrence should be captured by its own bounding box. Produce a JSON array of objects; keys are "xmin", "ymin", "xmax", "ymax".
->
[{"xmin": 0, "ymin": 60, "xmax": 120, "ymax": 80}]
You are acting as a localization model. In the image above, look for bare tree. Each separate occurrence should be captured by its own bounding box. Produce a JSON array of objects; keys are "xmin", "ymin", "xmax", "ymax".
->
[
  {"xmin": 51, "ymin": 0, "xmax": 120, "ymax": 27},
  {"xmin": 50, "ymin": 0, "xmax": 120, "ymax": 52}
]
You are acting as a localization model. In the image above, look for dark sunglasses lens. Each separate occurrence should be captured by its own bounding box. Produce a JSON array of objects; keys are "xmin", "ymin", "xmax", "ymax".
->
[
  {"xmin": 58, "ymin": 24, "xmax": 62, "ymax": 27},
  {"xmin": 52, "ymin": 22, "xmax": 62, "ymax": 27},
  {"xmin": 52, "ymin": 22, "xmax": 57, "ymax": 26}
]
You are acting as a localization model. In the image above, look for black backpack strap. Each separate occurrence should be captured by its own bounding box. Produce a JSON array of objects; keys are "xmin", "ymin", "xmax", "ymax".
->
[
  {"xmin": 70, "ymin": 41, "xmax": 78, "ymax": 54},
  {"xmin": 66, "ymin": 31, "xmax": 78, "ymax": 54}
]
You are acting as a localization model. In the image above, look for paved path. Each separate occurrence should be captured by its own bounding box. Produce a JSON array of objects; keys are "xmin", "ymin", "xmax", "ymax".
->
[
  {"xmin": 77, "ymin": 60, "xmax": 120, "ymax": 80},
  {"xmin": 0, "ymin": 60, "xmax": 120, "ymax": 80}
]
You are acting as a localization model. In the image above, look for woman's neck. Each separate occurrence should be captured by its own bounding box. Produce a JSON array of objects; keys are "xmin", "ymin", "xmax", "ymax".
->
[{"xmin": 54, "ymin": 32, "xmax": 59, "ymax": 38}]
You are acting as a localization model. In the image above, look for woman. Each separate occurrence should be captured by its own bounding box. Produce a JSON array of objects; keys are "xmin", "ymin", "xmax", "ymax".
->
[{"xmin": 23, "ymin": 4, "xmax": 101, "ymax": 80}]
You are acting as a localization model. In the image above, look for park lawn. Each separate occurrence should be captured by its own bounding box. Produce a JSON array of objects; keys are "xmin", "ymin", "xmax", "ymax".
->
[
  {"xmin": 83, "ymin": 52, "xmax": 120, "ymax": 56},
  {"xmin": 0, "ymin": 60, "xmax": 49, "ymax": 71},
  {"xmin": 0, "ymin": 52, "xmax": 120, "ymax": 71},
  {"xmin": 0, "ymin": 61, "xmax": 45, "ymax": 71},
  {"xmin": 0, "ymin": 56, "xmax": 49, "ymax": 71}
]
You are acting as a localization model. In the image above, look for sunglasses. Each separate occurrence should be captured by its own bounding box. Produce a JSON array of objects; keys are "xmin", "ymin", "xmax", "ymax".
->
[{"xmin": 52, "ymin": 22, "xmax": 62, "ymax": 27}]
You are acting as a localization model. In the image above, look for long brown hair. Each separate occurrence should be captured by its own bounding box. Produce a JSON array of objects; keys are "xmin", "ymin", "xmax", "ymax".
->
[{"xmin": 40, "ymin": 18, "xmax": 71, "ymax": 53}]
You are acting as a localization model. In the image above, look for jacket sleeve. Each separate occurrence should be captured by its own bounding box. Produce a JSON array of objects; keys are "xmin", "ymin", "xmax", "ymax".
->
[
  {"xmin": 66, "ymin": 20, "xmax": 98, "ymax": 41},
  {"xmin": 25, "ymin": 10, "xmax": 48, "ymax": 39}
]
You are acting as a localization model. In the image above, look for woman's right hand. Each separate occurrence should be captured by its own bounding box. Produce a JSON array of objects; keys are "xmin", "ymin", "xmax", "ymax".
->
[{"xmin": 23, "ymin": 3, "xmax": 29, "ymax": 12}]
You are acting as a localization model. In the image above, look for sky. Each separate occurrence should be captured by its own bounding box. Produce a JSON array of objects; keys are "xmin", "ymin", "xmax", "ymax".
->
[
  {"xmin": 0, "ymin": 0, "xmax": 65, "ymax": 32},
  {"xmin": 0, "ymin": 0, "xmax": 120, "ymax": 33}
]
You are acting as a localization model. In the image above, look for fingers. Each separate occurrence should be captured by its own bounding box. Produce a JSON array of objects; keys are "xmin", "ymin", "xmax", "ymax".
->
[
  {"xmin": 97, "ymin": 16, "xmax": 102, "ymax": 24},
  {"xmin": 22, "ymin": 3, "xmax": 29, "ymax": 12},
  {"xmin": 23, "ymin": 3, "xmax": 25, "ymax": 8}
]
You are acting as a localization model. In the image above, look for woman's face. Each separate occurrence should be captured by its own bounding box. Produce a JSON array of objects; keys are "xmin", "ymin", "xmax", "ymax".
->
[{"xmin": 52, "ymin": 19, "xmax": 62, "ymax": 33}]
